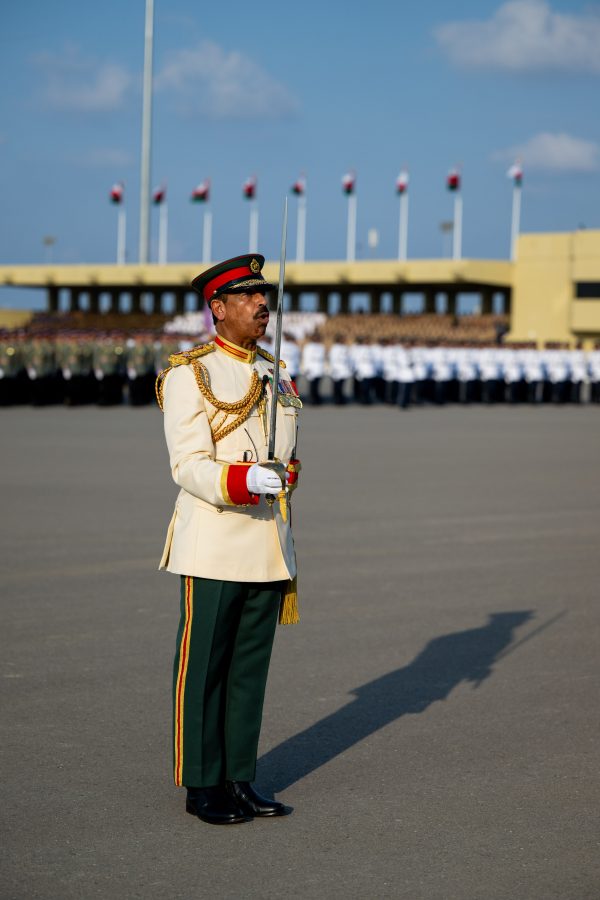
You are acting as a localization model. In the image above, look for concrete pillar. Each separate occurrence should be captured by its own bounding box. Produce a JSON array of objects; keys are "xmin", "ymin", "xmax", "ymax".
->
[
  {"xmin": 288, "ymin": 290, "xmax": 300, "ymax": 313},
  {"xmin": 424, "ymin": 289, "xmax": 436, "ymax": 315},
  {"xmin": 317, "ymin": 290, "xmax": 329, "ymax": 314},
  {"xmin": 131, "ymin": 290, "xmax": 142, "ymax": 314},
  {"xmin": 152, "ymin": 291, "xmax": 163, "ymax": 315},
  {"xmin": 446, "ymin": 291, "xmax": 457, "ymax": 316},
  {"xmin": 68, "ymin": 288, "xmax": 81, "ymax": 313},
  {"xmin": 47, "ymin": 286, "xmax": 59, "ymax": 313},
  {"xmin": 109, "ymin": 290, "xmax": 120, "ymax": 314},
  {"xmin": 89, "ymin": 289, "xmax": 100, "ymax": 315},
  {"xmin": 339, "ymin": 291, "xmax": 350, "ymax": 315},
  {"xmin": 481, "ymin": 288, "xmax": 494, "ymax": 315},
  {"xmin": 503, "ymin": 291, "xmax": 512, "ymax": 316},
  {"xmin": 175, "ymin": 290, "xmax": 186, "ymax": 315},
  {"xmin": 392, "ymin": 291, "xmax": 403, "ymax": 316},
  {"xmin": 370, "ymin": 291, "xmax": 383, "ymax": 314}
]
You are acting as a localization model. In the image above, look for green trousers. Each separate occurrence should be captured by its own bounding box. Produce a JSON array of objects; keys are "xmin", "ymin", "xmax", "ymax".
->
[{"xmin": 173, "ymin": 575, "xmax": 282, "ymax": 788}]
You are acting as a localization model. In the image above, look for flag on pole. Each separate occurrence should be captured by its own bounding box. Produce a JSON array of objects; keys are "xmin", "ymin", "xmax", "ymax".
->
[
  {"xmin": 109, "ymin": 182, "xmax": 124, "ymax": 204},
  {"xmin": 507, "ymin": 162, "xmax": 523, "ymax": 187},
  {"xmin": 446, "ymin": 168, "xmax": 461, "ymax": 192},
  {"xmin": 191, "ymin": 180, "xmax": 210, "ymax": 203},
  {"xmin": 292, "ymin": 175, "xmax": 306, "ymax": 196},
  {"xmin": 243, "ymin": 176, "xmax": 257, "ymax": 200},
  {"xmin": 396, "ymin": 170, "xmax": 409, "ymax": 194},
  {"xmin": 341, "ymin": 171, "xmax": 356, "ymax": 195},
  {"xmin": 152, "ymin": 184, "xmax": 166, "ymax": 205}
]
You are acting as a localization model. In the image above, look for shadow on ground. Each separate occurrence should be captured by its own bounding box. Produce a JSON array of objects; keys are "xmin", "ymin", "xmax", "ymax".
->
[{"xmin": 259, "ymin": 611, "xmax": 535, "ymax": 793}]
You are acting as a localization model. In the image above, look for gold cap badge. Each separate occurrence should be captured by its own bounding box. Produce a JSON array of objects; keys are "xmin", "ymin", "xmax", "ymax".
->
[{"xmin": 250, "ymin": 258, "xmax": 260, "ymax": 274}]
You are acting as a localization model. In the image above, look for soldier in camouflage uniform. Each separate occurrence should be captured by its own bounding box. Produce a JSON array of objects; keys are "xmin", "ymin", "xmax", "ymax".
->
[
  {"xmin": 125, "ymin": 333, "xmax": 156, "ymax": 406},
  {"xmin": 23, "ymin": 335, "xmax": 60, "ymax": 405},
  {"xmin": 0, "ymin": 332, "xmax": 25, "ymax": 406},
  {"xmin": 56, "ymin": 333, "xmax": 96, "ymax": 405},
  {"xmin": 93, "ymin": 333, "xmax": 126, "ymax": 406}
]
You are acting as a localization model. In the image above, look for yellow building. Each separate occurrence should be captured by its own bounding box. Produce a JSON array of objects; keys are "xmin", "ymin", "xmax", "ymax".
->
[{"xmin": 508, "ymin": 229, "xmax": 600, "ymax": 347}]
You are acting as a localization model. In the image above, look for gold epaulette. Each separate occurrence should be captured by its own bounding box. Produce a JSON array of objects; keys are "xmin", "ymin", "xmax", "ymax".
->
[
  {"xmin": 257, "ymin": 347, "xmax": 287, "ymax": 368},
  {"xmin": 155, "ymin": 343, "xmax": 215, "ymax": 411},
  {"xmin": 168, "ymin": 342, "xmax": 215, "ymax": 367}
]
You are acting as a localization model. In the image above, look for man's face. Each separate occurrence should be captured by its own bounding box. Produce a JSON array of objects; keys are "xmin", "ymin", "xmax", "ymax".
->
[{"xmin": 212, "ymin": 290, "xmax": 270, "ymax": 343}]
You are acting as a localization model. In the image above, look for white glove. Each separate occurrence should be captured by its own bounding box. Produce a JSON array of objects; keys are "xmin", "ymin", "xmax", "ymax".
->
[{"xmin": 246, "ymin": 464, "xmax": 284, "ymax": 495}]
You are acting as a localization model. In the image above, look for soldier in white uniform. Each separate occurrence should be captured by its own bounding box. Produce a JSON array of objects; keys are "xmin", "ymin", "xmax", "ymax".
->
[
  {"xmin": 300, "ymin": 331, "xmax": 326, "ymax": 405},
  {"xmin": 503, "ymin": 345, "xmax": 524, "ymax": 403},
  {"xmin": 349, "ymin": 336, "xmax": 377, "ymax": 405},
  {"xmin": 409, "ymin": 343, "xmax": 429, "ymax": 405},
  {"xmin": 545, "ymin": 345, "xmax": 571, "ymax": 404},
  {"xmin": 569, "ymin": 343, "xmax": 588, "ymax": 404},
  {"xmin": 396, "ymin": 341, "xmax": 415, "ymax": 409},
  {"xmin": 455, "ymin": 342, "xmax": 480, "ymax": 404},
  {"xmin": 327, "ymin": 334, "xmax": 353, "ymax": 405},
  {"xmin": 521, "ymin": 344, "xmax": 545, "ymax": 404},
  {"xmin": 379, "ymin": 338, "xmax": 399, "ymax": 404},
  {"xmin": 280, "ymin": 332, "xmax": 300, "ymax": 382},
  {"xmin": 429, "ymin": 343, "xmax": 454, "ymax": 405},
  {"xmin": 589, "ymin": 342, "xmax": 600, "ymax": 403},
  {"xmin": 479, "ymin": 344, "xmax": 502, "ymax": 404}
]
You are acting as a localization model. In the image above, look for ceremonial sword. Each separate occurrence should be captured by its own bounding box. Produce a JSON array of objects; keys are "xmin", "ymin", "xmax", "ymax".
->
[{"xmin": 262, "ymin": 197, "xmax": 289, "ymax": 500}]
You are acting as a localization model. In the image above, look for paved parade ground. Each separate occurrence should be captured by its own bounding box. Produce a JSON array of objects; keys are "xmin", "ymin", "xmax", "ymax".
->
[{"xmin": 1, "ymin": 404, "xmax": 599, "ymax": 900}]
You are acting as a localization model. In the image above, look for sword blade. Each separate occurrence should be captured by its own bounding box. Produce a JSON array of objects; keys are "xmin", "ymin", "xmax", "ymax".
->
[{"xmin": 268, "ymin": 196, "xmax": 288, "ymax": 460}]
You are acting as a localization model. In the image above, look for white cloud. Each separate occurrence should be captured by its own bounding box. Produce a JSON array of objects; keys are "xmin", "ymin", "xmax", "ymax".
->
[
  {"xmin": 494, "ymin": 132, "xmax": 600, "ymax": 171},
  {"xmin": 435, "ymin": 0, "xmax": 600, "ymax": 73},
  {"xmin": 33, "ymin": 47, "xmax": 133, "ymax": 111},
  {"xmin": 156, "ymin": 40, "xmax": 299, "ymax": 119}
]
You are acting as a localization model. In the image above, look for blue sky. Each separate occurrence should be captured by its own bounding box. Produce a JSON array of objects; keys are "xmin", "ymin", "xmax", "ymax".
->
[{"xmin": 1, "ymin": 0, "xmax": 599, "ymax": 308}]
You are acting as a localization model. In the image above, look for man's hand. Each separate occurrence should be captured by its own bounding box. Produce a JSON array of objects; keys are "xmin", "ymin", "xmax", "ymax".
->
[{"xmin": 246, "ymin": 464, "xmax": 286, "ymax": 495}]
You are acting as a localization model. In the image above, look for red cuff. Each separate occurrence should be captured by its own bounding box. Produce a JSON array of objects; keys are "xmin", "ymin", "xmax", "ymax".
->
[
  {"xmin": 223, "ymin": 463, "xmax": 260, "ymax": 506},
  {"xmin": 286, "ymin": 458, "xmax": 301, "ymax": 487}
]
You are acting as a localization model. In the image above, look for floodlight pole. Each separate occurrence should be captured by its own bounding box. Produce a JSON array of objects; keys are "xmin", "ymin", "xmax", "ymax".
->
[{"xmin": 138, "ymin": 0, "xmax": 154, "ymax": 264}]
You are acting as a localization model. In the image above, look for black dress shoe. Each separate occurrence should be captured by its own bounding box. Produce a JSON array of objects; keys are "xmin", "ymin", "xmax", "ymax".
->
[
  {"xmin": 185, "ymin": 786, "xmax": 252, "ymax": 825},
  {"xmin": 224, "ymin": 781, "xmax": 289, "ymax": 817}
]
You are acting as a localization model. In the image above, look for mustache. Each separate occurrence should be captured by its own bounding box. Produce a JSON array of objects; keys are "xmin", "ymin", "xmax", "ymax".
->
[{"xmin": 254, "ymin": 306, "xmax": 269, "ymax": 319}]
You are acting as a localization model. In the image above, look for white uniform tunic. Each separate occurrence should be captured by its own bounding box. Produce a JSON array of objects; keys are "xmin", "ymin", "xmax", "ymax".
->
[
  {"xmin": 350, "ymin": 343, "xmax": 377, "ymax": 380},
  {"xmin": 328, "ymin": 342, "xmax": 353, "ymax": 380},
  {"xmin": 300, "ymin": 341, "xmax": 326, "ymax": 381}
]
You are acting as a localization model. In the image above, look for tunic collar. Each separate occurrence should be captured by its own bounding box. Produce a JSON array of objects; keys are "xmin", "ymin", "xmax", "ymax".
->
[{"xmin": 214, "ymin": 335, "xmax": 257, "ymax": 364}]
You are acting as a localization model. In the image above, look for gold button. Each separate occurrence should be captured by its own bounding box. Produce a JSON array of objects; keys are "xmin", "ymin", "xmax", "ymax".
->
[{"xmin": 216, "ymin": 506, "xmax": 223, "ymax": 513}]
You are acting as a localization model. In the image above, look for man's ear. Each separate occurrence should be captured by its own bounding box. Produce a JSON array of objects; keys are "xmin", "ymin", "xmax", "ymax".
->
[{"xmin": 211, "ymin": 298, "xmax": 226, "ymax": 322}]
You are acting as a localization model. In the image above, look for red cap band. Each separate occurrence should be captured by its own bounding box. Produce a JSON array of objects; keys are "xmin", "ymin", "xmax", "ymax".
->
[{"xmin": 204, "ymin": 266, "xmax": 254, "ymax": 301}]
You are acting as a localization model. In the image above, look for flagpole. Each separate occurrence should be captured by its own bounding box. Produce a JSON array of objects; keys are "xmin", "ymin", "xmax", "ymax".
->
[
  {"xmin": 398, "ymin": 192, "xmax": 409, "ymax": 261},
  {"xmin": 117, "ymin": 206, "xmax": 126, "ymax": 265},
  {"xmin": 202, "ymin": 208, "xmax": 212, "ymax": 263},
  {"xmin": 453, "ymin": 192, "xmax": 462, "ymax": 260},
  {"xmin": 510, "ymin": 183, "xmax": 521, "ymax": 261},
  {"xmin": 346, "ymin": 193, "xmax": 357, "ymax": 262},
  {"xmin": 296, "ymin": 193, "xmax": 306, "ymax": 262},
  {"xmin": 249, "ymin": 201, "xmax": 259, "ymax": 253},
  {"xmin": 158, "ymin": 201, "xmax": 167, "ymax": 264},
  {"xmin": 138, "ymin": 0, "xmax": 154, "ymax": 264}
]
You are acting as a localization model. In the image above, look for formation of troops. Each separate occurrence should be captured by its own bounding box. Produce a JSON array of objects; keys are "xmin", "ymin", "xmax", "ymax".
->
[
  {"xmin": 289, "ymin": 335, "xmax": 600, "ymax": 406},
  {"xmin": 2, "ymin": 328, "xmax": 600, "ymax": 407},
  {"xmin": 0, "ymin": 331, "xmax": 188, "ymax": 407}
]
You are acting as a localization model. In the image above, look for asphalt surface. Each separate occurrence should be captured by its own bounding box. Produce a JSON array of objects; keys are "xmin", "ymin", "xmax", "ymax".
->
[{"xmin": 1, "ymin": 403, "xmax": 599, "ymax": 900}]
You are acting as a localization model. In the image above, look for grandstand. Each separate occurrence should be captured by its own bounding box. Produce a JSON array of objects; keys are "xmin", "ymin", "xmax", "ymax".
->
[{"xmin": 1, "ymin": 229, "xmax": 599, "ymax": 347}]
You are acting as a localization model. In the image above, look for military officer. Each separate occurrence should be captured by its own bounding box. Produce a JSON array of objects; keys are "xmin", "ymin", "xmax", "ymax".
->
[{"xmin": 157, "ymin": 254, "xmax": 301, "ymax": 826}]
